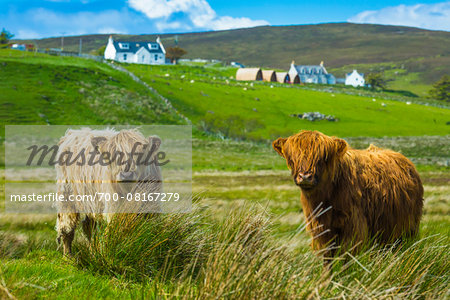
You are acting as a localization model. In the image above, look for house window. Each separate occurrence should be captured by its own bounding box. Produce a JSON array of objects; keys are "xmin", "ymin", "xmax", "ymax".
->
[
  {"xmin": 123, "ymin": 54, "xmax": 127, "ymax": 60},
  {"xmin": 154, "ymin": 54, "xmax": 158, "ymax": 61},
  {"xmin": 149, "ymin": 43, "xmax": 158, "ymax": 49},
  {"xmin": 119, "ymin": 43, "xmax": 129, "ymax": 49},
  {"xmin": 142, "ymin": 55, "xmax": 145, "ymax": 61}
]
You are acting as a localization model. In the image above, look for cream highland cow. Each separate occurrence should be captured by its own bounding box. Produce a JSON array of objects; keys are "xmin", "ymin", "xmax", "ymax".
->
[{"xmin": 55, "ymin": 128, "xmax": 163, "ymax": 255}]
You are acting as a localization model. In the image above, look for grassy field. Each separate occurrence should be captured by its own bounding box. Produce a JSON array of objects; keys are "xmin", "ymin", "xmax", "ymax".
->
[
  {"xmin": 124, "ymin": 63, "xmax": 450, "ymax": 140},
  {"xmin": 1, "ymin": 50, "xmax": 449, "ymax": 299},
  {"xmin": 0, "ymin": 49, "xmax": 183, "ymax": 129},
  {"xmin": 328, "ymin": 56, "xmax": 450, "ymax": 97},
  {"xmin": 1, "ymin": 136, "xmax": 449, "ymax": 298}
]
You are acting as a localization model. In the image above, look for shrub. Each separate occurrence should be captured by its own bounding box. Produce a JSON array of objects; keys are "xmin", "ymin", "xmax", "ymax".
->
[
  {"xmin": 429, "ymin": 75, "xmax": 450, "ymax": 102},
  {"xmin": 367, "ymin": 73, "xmax": 387, "ymax": 90}
]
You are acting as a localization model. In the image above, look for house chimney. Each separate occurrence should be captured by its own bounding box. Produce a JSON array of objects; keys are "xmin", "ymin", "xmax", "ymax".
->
[
  {"xmin": 291, "ymin": 60, "xmax": 295, "ymax": 66},
  {"xmin": 108, "ymin": 35, "xmax": 113, "ymax": 44},
  {"xmin": 320, "ymin": 61, "xmax": 328, "ymax": 74},
  {"xmin": 156, "ymin": 36, "xmax": 166, "ymax": 54}
]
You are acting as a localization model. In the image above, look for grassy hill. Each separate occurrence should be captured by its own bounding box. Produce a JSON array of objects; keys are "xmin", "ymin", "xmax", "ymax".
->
[
  {"xmin": 0, "ymin": 49, "xmax": 184, "ymax": 130},
  {"xmin": 3, "ymin": 48, "xmax": 447, "ymax": 139},
  {"xmin": 17, "ymin": 23, "xmax": 450, "ymax": 96},
  {"xmin": 123, "ymin": 63, "xmax": 450, "ymax": 140}
]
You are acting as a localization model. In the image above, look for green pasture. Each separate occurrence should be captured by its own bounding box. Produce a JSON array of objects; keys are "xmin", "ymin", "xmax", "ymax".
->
[{"xmin": 125, "ymin": 63, "xmax": 450, "ymax": 140}]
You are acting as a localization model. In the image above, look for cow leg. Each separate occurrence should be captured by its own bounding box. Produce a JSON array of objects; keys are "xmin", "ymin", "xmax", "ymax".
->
[
  {"xmin": 81, "ymin": 216, "xmax": 96, "ymax": 241},
  {"xmin": 56, "ymin": 212, "xmax": 80, "ymax": 255}
]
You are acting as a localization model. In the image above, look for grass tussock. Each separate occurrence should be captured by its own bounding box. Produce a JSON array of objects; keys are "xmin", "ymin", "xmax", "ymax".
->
[
  {"xmin": 75, "ymin": 212, "xmax": 209, "ymax": 280},
  {"xmin": 71, "ymin": 206, "xmax": 449, "ymax": 299}
]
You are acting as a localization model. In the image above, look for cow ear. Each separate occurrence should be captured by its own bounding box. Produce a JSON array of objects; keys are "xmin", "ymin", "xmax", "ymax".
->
[
  {"xmin": 91, "ymin": 136, "xmax": 107, "ymax": 152},
  {"xmin": 148, "ymin": 136, "xmax": 161, "ymax": 152},
  {"xmin": 334, "ymin": 138, "xmax": 348, "ymax": 156},
  {"xmin": 272, "ymin": 138, "xmax": 287, "ymax": 157}
]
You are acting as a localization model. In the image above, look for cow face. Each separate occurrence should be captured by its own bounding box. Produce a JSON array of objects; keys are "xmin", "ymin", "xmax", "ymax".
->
[
  {"xmin": 91, "ymin": 130, "xmax": 161, "ymax": 185},
  {"xmin": 272, "ymin": 131, "xmax": 347, "ymax": 190}
]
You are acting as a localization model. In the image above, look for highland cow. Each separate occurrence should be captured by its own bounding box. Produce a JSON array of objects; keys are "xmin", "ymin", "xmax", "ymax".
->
[
  {"xmin": 55, "ymin": 128, "xmax": 162, "ymax": 255},
  {"xmin": 273, "ymin": 130, "xmax": 423, "ymax": 260}
]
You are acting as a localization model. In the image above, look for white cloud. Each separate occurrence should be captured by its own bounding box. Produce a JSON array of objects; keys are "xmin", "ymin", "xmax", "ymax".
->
[
  {"xmin": 348, "ymin": 2, "xmax": 450, "ymax": 31},
  {"xmin": 6, "ymin": 0, "xmax": 268, "ymax": 39},
  {"xmin": 128, "ymin": 0, "xmax": 269, "ymax": 31},
  {"xmin": 30, "ymin": 8, "xmax": 130, "ymax": 36},
  {"xmin": 9, "ymin": 8, "xmax": 135, "ymax": 39},
  {"xmin": 16, "ymin": 29, "xmax": 41, "ymax": 39}
]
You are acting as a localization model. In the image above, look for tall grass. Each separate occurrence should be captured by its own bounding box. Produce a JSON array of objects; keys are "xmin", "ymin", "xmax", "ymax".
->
[
  {"xmin": 75, "ymin": 211, "xmax": 209, "ymax": 280},
  {"xmin": 0, "ymin": 231, "xmax": 53, "ymax": 260},
  {"xmin": 72, "ymin": 206, "xmax": 449, "ymax": 298}
]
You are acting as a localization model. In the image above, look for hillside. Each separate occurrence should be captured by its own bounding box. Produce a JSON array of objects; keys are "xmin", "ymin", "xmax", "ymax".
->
[
  {"xmin": 123, "ymin": 63, "xmax": 450, "ymax": 139},
  {"xmin": 18, "ymin": 23, "xmax": 450, "ymax": 85},
  {"xmin": 0, "ymin": 49, "xmax": 184, "ymax": 129},
  {"xmin": 2, "ymin": 49, "xmax": 449, "ymax": 140},
  {"xmin": 3, "ymin": 47, "xmax": 447, "ymax": 139}
]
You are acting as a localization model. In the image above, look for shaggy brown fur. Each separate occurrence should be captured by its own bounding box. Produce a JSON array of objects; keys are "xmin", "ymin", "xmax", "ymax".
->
[
  {"xmin": 273, "ymin": 130, "xmax": 423, "ymax": 260},
  {"xmin": 55, "ymin": 128, "xmax": 162, "ymax": 255}
]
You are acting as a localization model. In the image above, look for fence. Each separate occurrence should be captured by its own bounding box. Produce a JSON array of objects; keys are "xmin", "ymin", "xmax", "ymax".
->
[{"xmin": 36, "ymin": 49, "xmax": 104, "ymax": 62}]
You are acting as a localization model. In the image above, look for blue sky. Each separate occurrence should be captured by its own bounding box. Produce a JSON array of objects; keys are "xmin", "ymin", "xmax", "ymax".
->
[{"xmin": 1, "ymin": 0, "xmax": 449, "ymax": 39}]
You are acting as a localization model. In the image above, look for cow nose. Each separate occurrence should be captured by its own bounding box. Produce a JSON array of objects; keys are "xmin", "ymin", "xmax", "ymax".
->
[
  {"xmin": 302, "ymin": 173, "xmax": 313, "ymax": 181},
  {"xmin": 296, "ymin": 172, "xmax": 313, "ymax": 184}
]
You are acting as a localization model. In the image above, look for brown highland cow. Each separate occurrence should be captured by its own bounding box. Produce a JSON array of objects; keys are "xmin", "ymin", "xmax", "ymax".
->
[{"xmin": 273, "ymin": 130, "xmax": 423, "ymax": 260}]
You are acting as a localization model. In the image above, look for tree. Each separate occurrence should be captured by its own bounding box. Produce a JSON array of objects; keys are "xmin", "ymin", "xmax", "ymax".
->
[
  {"xmin": 0, "ymin": 28, "xmax": 14, "ymax": 48},
  {"xmin": 367, "ymin": 73, "xmax": 387, "ymax": 90},
  {"xmin": 166, "ymin": 46, "xmax": 187, "ymax": 64},
  {"xmin": 429, "ymin": 75, "xmax": 450, "ymax": 102}
]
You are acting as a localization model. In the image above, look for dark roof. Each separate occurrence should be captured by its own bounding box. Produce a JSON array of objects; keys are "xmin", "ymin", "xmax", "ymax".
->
[
  {"xmin": 113, "ymin": 41, "xmax": 163, "ymax": 54},
  {"xmin": 293, "ymin": 65, "xmax": 327, "ymax": 75},
  {"xmin": 347, "ymin": 71, "xmax": 364, "ymax": 76},
  {"xmin": 290, "ymin": 64, "xmax": 336, "ymax": 84}
]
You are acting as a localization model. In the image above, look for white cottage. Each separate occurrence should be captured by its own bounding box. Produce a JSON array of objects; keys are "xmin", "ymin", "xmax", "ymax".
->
[
  {"xmin": 288, "ymin": 61, "xmax": 336, "ymax": 84},
  {"xmin": 104, "ymin": 36, "xmax": 166, "ymax": 65},
  {"xmin": 345, "ymin": 70, "xmax": 365, "ymax": 87}
]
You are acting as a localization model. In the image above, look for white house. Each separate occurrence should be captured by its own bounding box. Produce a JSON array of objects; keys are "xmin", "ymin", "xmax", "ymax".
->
[
  {"xmin": 104, "ymin": 36, "xmax": 166, "ymax": 65},
  {"xmin": 345, "ymin": 70, "xmax": 365, "ymax": 87},
  {"xmin": 288, "ymin": 61, "xmax": 336, "ymax": 84}
]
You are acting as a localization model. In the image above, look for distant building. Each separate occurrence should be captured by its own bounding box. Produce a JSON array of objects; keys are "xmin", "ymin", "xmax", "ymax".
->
[
  {"xmin": 288, "ymin": 61, "xmax": 336, "ymax": 84},
  {"xmin": 345, "ymin": 70, "xmax": 365, "ymax": 87},
  {"xmin": 236, "ymin": 68, "xmax": 263, "ymax": 81},
  {"xmin": 10, "ymin": 44, "xmax": 26, "ymax": 51},
  {"xmin": 276, "ymin": 72, "xmax": 300, "ymax": 84},
  {"xmin": 231, "ymin": 62, "xmax": 245, "ymax": 68},
  {"xmin": 262, "ymin": 70, "xmax": 277, "ymax": 82},
  {"xmin": 104, "ymin": 36, "xmax": 166, "ymax": 65}
]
